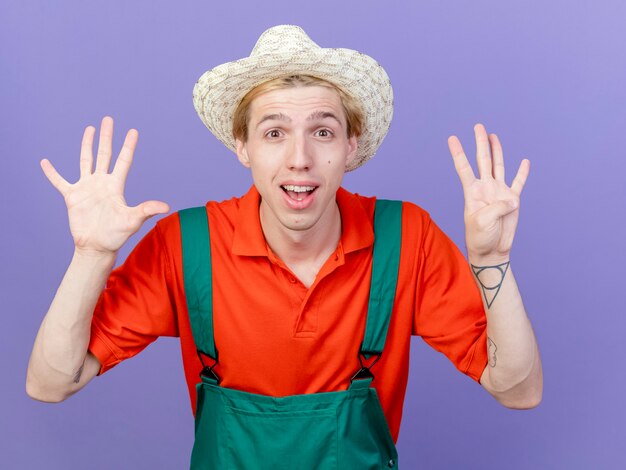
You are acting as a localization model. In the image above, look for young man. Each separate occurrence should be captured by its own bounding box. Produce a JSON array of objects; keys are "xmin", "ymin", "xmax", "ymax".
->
[{"xmin": 27, "ymin": 25, "xmax": 542, "ymax": 468}]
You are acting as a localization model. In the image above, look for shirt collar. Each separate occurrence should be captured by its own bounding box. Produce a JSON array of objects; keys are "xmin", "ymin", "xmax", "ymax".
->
[
  {"xmin": 231, "ymin": 185, "xmax": 374, "ymax": 256},
  {"xmin": 335, "ymin": 187, "xmax": 374, "ymax": 254},
  {"xmin": 232, "ymin": 186, "xmax": 267, "ymax": 256}
]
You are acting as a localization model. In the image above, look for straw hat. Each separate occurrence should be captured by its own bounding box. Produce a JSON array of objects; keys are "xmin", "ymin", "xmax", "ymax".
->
[{"xmin": 193, "ymin": 25, "xmax": 393, "ymax": 171}]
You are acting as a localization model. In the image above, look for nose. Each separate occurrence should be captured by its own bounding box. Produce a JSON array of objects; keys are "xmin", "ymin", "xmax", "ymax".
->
[{"xmin": 285, "ymin": 133, "xmax": 313, "ymax": 171}]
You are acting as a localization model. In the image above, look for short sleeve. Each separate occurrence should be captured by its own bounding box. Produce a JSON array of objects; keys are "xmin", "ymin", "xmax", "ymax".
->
[
  {"xmin": 413, "ymin": 217, "xmax": 488, "ymax": 382},
  {"xmin": 88, "ymin": 222, "xmax": 179, "ymax": 374}
]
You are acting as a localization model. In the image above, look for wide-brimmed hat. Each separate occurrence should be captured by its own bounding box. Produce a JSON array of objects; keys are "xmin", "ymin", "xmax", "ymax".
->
[{"xmin": 193, "ymin": 25, "xmax": 393, "ymax": 171}]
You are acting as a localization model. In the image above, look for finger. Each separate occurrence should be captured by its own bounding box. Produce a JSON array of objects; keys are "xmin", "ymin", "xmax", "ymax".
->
[
  {"xmin": 474, "ymin": 199, "xmax": 519, "ymax": 229},
  {"xmin": 511, "ymin": 159, "xmax": 531, "ymax": 195},
  {"xmin": 95, "ymin": 116, "xmax": 114, "ymax": 173},
  {"xmin": 112, "ymin": 129, "xmax": 139, "ymax": 186},
  {"xmin": 132, "ymin": 200, "xmax": 170, "ymax": 222},
  {"xmin": 40, "ymin": 159, "xmax": 70, "ymax": 196},
  {"xmin": 489, "ymin": 133, "xmax": 505, "ymax": 181},
  {"xmin": 448, "ymin": 135, "xmax": 476, "ymax": 190},
  {"xmin": 79, "ymin": 126, "xmax": 95, "ymax": 177},
  {"xmin": 474, "ymin": 123, "xmax": 493, "ymax": 180}
]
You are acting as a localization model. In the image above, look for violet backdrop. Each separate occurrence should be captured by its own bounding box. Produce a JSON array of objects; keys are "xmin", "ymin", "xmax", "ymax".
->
[{"xmin": 2, "ymin": 1, "xmax": 625, "ymax": 468}]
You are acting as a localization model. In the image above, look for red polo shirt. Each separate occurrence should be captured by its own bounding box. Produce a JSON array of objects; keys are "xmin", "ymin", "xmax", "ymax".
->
[{"xmin": 88, "ymin": 186, "xmax": 487, "ymax": 442}]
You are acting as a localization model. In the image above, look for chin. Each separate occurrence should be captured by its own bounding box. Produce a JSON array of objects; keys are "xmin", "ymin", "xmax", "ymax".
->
[{"xmin": 281, "ymin": 216, "xmax": 318, "ymax": 232}]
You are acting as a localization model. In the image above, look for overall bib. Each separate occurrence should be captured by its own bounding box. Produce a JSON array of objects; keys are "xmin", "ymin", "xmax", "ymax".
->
[{"xmin": 179, "ymin": 199, "xmax": 402, "ymax": 469}]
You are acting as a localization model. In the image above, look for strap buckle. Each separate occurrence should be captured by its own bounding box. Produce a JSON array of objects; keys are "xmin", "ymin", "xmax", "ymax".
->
[
  {"xmin": 350, "ymin": 352, "xmax": 381, "ymax": 383},
  {"xmin": 197, "ymin": 350, "xmax": 220, "ymax": 384}
]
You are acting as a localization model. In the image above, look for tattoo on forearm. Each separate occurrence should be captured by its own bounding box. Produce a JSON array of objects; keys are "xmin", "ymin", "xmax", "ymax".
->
[
  {"xmin": 73, "ymin": 362, "xmax": 85, "ymax": 384},
  {"xmin": 471, "ymin": 261, "xmax": 510, "ymax": 308},
  {"xmin": 487, "ymin": 337, "xmax": 497, "ymax": 367}
]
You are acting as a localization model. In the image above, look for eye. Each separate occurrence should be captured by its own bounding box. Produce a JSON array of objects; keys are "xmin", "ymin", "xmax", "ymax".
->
[
  {"xmin": 315, "ymin": 129, "xmax": 334, "ymax": 138},
  {"xmin": 265, "ymin": 129, "xmax": 282, "ymax": 139}
]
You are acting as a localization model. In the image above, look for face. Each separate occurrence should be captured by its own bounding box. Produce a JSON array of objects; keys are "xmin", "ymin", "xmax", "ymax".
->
[{"xmin": 236, "ymin": 85, "xmax": 358, "ymax": 237}]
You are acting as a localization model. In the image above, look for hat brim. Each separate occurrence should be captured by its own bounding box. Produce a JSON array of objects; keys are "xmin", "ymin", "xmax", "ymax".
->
[{"xmin": 193, "ymin": 47, "xmax": 393, "ymax": 171}]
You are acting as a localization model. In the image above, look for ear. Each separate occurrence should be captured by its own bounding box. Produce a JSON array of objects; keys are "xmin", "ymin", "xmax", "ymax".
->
[
  {"xmin": 345, "ymin": 136, "xmax": 358, "ymax": 167},
  {"xmin": 235, "ymin": 139, "xmax": 251, "ymax": 168}
]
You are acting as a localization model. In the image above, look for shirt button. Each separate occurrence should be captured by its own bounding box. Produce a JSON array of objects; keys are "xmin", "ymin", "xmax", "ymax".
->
[
  {"xmin": 388, "ymin": 459, "xmax": 395, "ymax": 467},
  {"xmin": 289, "ymin": 276, "xmax": 296, "ymax": 283}
]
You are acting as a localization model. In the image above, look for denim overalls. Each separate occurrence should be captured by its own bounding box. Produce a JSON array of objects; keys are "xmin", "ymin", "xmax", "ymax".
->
[{"xmin": 179, "ymin": 199, "xmax": 402, "ymax": 469}]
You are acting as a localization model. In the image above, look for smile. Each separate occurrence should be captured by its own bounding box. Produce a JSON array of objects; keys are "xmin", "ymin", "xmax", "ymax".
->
[{"xmin": 281, "ymin": 184, "xmax": 317, "ymax": 201}]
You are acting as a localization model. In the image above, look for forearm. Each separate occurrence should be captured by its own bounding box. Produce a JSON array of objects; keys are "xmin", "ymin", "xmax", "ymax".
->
[
  {"xmin": 469, "ymin": 256, "xmax": 543, "ymax": 408},
  {"xmin": 26, "ymin": 249, "xmax": 115, "ymax": 402}
]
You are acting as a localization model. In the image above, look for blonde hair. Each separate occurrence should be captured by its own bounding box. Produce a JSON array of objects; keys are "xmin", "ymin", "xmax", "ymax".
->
[{"xmin": 232, "ymin": 75, "xmax": 364, "ymax": 142}]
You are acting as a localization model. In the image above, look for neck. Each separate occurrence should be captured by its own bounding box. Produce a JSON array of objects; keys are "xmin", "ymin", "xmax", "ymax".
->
[{"xmin": 260, "ymin": 202, "xmax": 342, "ymax": 287}]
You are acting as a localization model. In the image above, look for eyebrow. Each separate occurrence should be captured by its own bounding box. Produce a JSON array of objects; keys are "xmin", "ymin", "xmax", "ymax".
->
[
  {"xmin": 307, "ymin": 111, "xmax": 343, "ymax": 127},
  {"xmin": 255, "ymin": 113, "xmax": 291, "ymax": 129}
]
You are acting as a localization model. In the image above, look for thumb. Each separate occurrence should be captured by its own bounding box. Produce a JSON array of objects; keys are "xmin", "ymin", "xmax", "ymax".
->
[
  {"xmin": 40, "ymin": 158, "xmax": 70, "ymax": 195},
  {"xmin": 134, "ymin": 200, "xmax": 170, "ymax": 221},
  {"xmin": 473, "ymin": 199, "xmax": 518, "ymax": 227}
]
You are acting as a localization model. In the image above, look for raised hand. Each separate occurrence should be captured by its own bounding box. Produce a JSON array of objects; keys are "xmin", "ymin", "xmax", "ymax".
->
[
  {"xmin": 41, "ymin": 116, "xmax": 169, "ymax": 256},
  {"xmin": 448, "ymin": 124, "xmax": 530, "ymax": 262}
]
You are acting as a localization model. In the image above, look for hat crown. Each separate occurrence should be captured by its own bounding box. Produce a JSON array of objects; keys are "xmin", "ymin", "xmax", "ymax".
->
[{"xmin": 250, "ymin": 25, "xmax": 320, "ymax": 56}]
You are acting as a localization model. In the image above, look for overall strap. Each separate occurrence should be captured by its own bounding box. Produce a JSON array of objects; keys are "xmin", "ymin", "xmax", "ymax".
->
[
  {"xmin": 350, "ymin": 199, "xmax": 402, "ymax": 389},
  {"xmin": 361, "ymin": 199, "xmax": 403, "ymax": 355},
  {"xmin": 179, "ymin": 207, "xmax": 218, "ymax": 362}
]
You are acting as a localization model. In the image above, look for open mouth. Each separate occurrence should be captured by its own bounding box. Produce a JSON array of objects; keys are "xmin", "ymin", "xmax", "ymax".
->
[{"xmin": 281, "ymin": 184, "xmax": 317, "ymax": 201}]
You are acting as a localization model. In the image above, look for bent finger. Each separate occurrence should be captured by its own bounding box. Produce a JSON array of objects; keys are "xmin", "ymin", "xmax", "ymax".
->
[
  {"xmin": 79, "ymin": 126, "xmax": 95, "ymax": 177},
  {"xmin": 448, "ymin": 135, "xmax": 476, "ymax": 190},
  {"xmin": 41, "ymin": 159, "xmax": 70, "ymax": 196},
  {"xmin": 112, "ymin": 129, "xmax": 139, "ymax": 186},
  {"xmin": 95, "ymin": 116, "xmax": 114, "ymax": 173},
  {"xmin": 511, "ymin": 159, "xmax": 531, "ymax": 195},
  {"xmin": 474, "ymin": 199, "xmax": 519, "ymax": 230}
]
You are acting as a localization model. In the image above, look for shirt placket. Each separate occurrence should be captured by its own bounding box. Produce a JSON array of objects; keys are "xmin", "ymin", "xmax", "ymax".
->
[{"xmin": 266, "ymin": 243, "xmax": 347, "ymax": 337}]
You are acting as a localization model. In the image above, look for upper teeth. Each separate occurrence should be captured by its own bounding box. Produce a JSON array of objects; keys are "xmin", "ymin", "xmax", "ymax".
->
[{"xmin": 283, "ymin": 185, "xmax": 315, "ymax": 192}]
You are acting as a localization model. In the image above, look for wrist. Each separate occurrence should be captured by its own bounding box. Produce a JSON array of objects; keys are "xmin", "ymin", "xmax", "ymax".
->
[
  {"xmin": 72, "ymin": 248, "xmax": 117, "ymax": 267},
  {"xmin": 467, "ymin": 252, "xmax": 510, "ymax": 266}
]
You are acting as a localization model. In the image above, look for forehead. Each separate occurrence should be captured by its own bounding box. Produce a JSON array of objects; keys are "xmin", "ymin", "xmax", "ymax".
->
[{"xmin": 248, "ymin": 85, "xmax": 345, "ymax": 122}]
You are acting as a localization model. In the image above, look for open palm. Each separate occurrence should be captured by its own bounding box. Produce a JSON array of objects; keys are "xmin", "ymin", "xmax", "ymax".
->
[{"xmin": 41, "ymin": 117, "xmax": 169, "ymax": 255}]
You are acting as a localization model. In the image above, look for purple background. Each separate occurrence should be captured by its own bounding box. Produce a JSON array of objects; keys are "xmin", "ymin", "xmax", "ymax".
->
[{"xmin": 2, "ymin": 1, "xmax": 625, "ymax": 468}]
